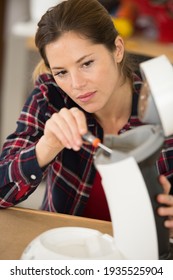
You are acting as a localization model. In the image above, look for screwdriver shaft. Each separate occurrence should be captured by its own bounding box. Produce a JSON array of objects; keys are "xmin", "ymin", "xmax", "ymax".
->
[
  {"xmin": 98, "ymin": 142, "xmax": 113, "ymax": 155},
  {"xmin": 82, "ymin": 132, "xmax": 112, "ymax": 155}
]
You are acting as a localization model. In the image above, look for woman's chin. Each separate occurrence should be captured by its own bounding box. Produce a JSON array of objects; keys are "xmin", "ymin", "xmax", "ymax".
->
[{"xmin": 80, "ymin": 103, "xmax": 101, "ymax": 114}]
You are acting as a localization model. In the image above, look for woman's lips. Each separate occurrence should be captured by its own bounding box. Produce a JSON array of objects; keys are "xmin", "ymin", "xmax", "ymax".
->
[{"xmin": 77, "ymin": 91, "xmax": 96, "ymax": 103}]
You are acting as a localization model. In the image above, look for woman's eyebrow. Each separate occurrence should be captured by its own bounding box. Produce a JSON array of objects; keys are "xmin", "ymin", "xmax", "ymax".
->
[
  {"xmin": 76, "ymin": 53, "xmax": 93, "ymax": 64},
  {"xmin": 51, "ymin": 53, "xmax": 94, "ymax": 70}
]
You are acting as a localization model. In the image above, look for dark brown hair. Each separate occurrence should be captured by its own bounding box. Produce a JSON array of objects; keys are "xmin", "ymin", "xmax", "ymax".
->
[{"xmin": 35, "ymin": 0, "xmax": 134, "ymax": 80}]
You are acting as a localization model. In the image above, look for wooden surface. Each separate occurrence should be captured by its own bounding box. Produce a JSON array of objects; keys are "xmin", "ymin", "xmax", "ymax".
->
[
  {"xmin": 27, "ymin": 35, "xmax": 173, "ymax": 63},
  {"xmin": 0, "ymin": 207, "xmax": 113, "ymax": 260}
]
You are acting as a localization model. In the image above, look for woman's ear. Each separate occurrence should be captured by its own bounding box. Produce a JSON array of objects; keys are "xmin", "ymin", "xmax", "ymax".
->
[{"xmin": 113, "ymin": 36, "xmax": 124, "ymax": 63}]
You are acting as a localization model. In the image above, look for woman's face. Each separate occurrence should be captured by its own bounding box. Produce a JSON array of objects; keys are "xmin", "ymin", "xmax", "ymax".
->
[{"xmin": 45, "ymin": 31, "xmax": 124, "ymax": 113}]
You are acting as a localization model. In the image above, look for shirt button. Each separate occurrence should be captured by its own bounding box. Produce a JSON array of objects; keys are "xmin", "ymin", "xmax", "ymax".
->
[{"xmin": 30, "ymin": 174, "xmax": 36, "ymax": 180}]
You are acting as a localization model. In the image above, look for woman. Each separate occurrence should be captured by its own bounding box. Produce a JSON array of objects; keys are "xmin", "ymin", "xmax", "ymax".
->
[{"xmin": 0, "ymin": 0, "xmax": 173, "ymax": 231}]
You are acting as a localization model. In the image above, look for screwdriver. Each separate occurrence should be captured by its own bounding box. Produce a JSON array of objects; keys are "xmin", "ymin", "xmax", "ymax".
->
[{"xmin": 82, "ymin": 132, "xmax": 112, "ymax": 155}]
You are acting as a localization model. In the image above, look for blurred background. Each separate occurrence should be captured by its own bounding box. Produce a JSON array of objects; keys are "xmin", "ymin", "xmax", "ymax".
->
[{"xmin": 0, "ymin": 0, "xmax": 173, "ymax": 209}]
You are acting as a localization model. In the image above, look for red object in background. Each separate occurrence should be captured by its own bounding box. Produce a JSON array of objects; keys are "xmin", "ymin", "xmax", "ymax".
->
[
  {"xmin": 133, "ymin": 0, "xmax": 173, "ymax": 42},
  {"xmin": 115, "ymin": 0, "xmax": 137, "ymax": 23}
]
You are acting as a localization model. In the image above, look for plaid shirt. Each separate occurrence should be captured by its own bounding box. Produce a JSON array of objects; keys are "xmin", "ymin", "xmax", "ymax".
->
[{"xmin": 0, "ymin": 73, "xmax": 173, "ymax": 214}]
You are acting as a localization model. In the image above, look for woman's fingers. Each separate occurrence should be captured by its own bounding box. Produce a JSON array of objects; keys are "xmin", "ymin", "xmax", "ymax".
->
[
  {"xmin": 157, "ymin": 175, "xmax": 173, "ymax": 230},
  {"xmin": 44, "ymin": 107, "xmax": 87, "ymax": 151},
  {"xmin": 70, "ymin": 107, "xmax": 88, "ymax": 135},
  {"xmin": 157, "ymin": 175, "xmax": 172, "ymax": 207},
  {"xmin": 159, "ymin": 175, "xmax": 171, "ymax": 194}
]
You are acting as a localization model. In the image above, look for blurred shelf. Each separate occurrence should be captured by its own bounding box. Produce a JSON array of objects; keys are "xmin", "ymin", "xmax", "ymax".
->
[{"xmin": 124, "ymin": 35, "xmax": 173, "ymax": 63}]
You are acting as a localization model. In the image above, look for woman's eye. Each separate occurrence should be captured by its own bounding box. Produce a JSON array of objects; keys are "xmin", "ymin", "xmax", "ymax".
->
[
  {"xmin": 54, "ymin": 70, "xmax": 67, "ymax": 77},
  {"xmin": 83, "ymin": 60, "xmax": 94, "ymax": 68}
]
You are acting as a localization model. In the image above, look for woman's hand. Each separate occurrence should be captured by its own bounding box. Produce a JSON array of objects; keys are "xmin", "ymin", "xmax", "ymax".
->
[
  {"xmin": 43, "ymin": 107, "xmax": 88, "ymax": 151},
  {"xmin": 157, "ymin": 175, "xmax": 173, "ymax": 237},
  {"xmin": 36, "ymin": 107, "xmax": 88, "ymax": 167}
]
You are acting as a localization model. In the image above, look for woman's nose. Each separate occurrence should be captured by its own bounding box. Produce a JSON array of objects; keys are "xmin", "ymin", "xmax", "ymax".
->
[{"xmin": 71, "ymin": 72, "xmax": 86, "ymax": 89}]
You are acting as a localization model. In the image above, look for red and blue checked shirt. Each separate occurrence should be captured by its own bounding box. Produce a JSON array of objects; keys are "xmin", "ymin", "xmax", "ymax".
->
[{"xmin": 0, "ymin": 73, "xmax": 173, "ymax": 214}]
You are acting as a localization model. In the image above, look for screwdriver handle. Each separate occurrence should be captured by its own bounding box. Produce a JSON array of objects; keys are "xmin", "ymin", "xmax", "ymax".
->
[{"xmin": 82, "ymin": 132, "xmax": 101, "ymax": 148}]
